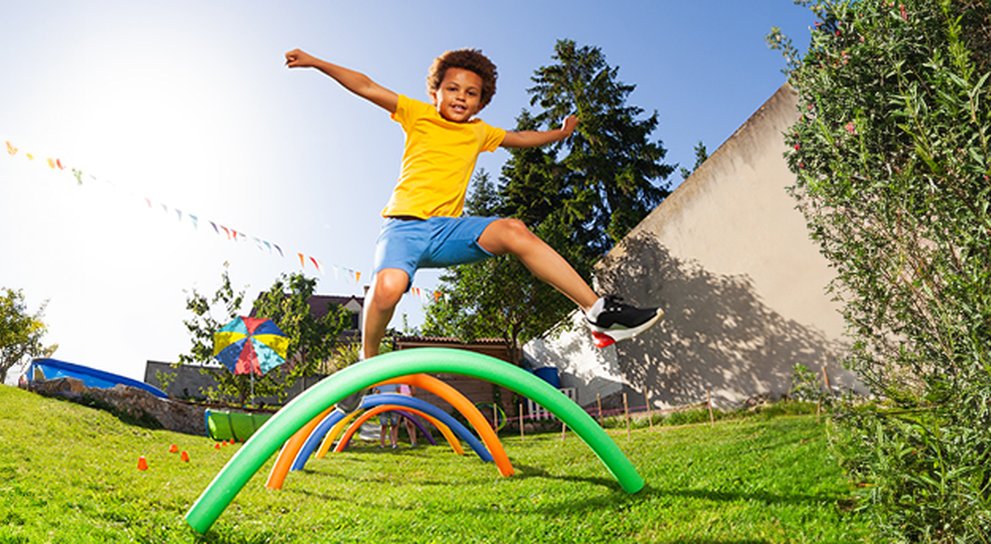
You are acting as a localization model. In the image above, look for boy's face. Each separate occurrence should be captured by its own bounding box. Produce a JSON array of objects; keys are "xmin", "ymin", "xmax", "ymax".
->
[{"xmin": 432, "ymin": 67, "xmax": 484, "ymax": 122}]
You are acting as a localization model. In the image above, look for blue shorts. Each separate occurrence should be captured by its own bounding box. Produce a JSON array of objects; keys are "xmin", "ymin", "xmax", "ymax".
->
[
  {"xmin": 379, "ymin": 412, "xmax": 399, "ymax": 426},
  {"xmin": 373, "ymin": 216, "xmax": 499, "ymax": 289}
]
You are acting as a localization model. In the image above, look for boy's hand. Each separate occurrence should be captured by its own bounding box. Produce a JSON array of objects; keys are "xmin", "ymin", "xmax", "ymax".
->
[
  {"xmin": 285, "ymin": 48, "xmax": 316, "ymax": 68},
  {"xmin": 561, "ymin": 115, "xmax": 579, "ymax": 137}
]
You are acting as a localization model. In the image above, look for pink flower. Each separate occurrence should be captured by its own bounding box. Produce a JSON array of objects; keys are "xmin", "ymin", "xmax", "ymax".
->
[
  {"xmin": 794, "ymin": 143, "xmax": 801, "ymax": 151},
  {"xmin": 845, "ymin": 122, "xmax": 856, "ymax": 134},
  {"xmin": 899, "ymin": 4, "xmax": 908, "ymax": 21}
]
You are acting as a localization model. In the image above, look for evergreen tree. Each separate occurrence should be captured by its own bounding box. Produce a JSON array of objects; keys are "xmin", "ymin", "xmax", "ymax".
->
[
  {"xmin": 515, "ymin": 39, "xmax": 673, "ymax": 259},
  {"xmin": 679, "ymin": 140, "xmax": 709, "ymax": 180}
]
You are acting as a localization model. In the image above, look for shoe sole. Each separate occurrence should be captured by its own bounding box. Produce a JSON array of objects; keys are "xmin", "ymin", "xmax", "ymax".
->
[{"xmin": 590, "ymin": 308, "xmax": 664, "ymax": 348}]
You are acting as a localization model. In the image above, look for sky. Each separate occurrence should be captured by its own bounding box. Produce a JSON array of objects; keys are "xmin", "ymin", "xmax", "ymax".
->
[{"xmin": 0, "ymin": 1, "xmax": 815, "ymax": 383}]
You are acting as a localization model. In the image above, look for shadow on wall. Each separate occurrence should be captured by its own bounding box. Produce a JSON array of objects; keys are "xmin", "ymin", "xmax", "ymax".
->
[{"xmin": 597, "ymin": 232, "xmax": 861, "ymax": 408}]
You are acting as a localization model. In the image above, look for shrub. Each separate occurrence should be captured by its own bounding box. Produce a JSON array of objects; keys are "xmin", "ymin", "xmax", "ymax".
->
[{"xmin": 770, "ymin": 1, "xmax": 991, "ymax": 540}]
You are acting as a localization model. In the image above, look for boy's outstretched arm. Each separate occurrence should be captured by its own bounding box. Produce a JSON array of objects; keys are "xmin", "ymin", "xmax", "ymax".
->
[
  {"xmin": 500, "ymin": 115, "xmax": 578, "ymax": 148},
  {"xmin": 285, "ymin": 48, "xmax": 398, "ymax": 114}
]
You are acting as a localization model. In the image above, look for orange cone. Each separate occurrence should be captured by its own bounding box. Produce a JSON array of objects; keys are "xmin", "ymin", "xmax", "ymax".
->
[
  {"xmin": 169, "ymin": 444, "xmax": 179, "ymax": 453},
  {"xmin": 229, "ymin": 438, "xmax": 235, "ymax": 445},
  {"xmin": 180, "ymin": 451, "xmax": 190, "ymax": 462},
  {"xmin": 137, "ymin": 456, "xmax": 148, "ymax": 471},
  {"xmin": 214, "ymin": 443, "xmax": 221, "ymax": 450}
]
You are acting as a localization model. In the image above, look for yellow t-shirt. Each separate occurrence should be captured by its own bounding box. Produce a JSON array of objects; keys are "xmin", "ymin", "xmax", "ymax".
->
[{"xmin": 382, "ymin": 94, "xmax": 506, "ymax": 218}]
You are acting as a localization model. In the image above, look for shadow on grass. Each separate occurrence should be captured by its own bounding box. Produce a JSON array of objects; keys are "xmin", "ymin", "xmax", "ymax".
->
[
  {"xmin": 641, "ymin": 485, "xmax": 847, "ymax": 508},
  {"xmin": 511, "ymin": 463, "xmax": 846, "ymax": 514}
]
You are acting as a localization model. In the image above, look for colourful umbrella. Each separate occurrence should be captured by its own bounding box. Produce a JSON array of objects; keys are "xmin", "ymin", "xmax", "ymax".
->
[{"xmin": 213, "ymin": 316, "xmax": 289, "ymax": 376}]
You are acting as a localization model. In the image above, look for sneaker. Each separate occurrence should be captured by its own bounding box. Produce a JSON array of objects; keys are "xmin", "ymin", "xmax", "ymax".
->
[{"xmin": 585, "ymin": 295, "xmax": 664, "ymax": 348}]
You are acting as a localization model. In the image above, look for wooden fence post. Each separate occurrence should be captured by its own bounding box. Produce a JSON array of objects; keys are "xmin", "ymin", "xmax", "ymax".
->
[
  {"xmin": 623, "ymin": 392, "xmax": 631, "ymax": 439},
  {"xmin": 644, "ymin": 389, "xmax": 653, "ymax": 429},
  {"xmin": 518, "ymin": 403, "xmax": 524, "ymax": 442},
  {"xmin": 707, "ymin": 388, "xmax": 715, "ymax": 426},
  {"xmin": 596, "ymin": 393, "xmax": 603, "ymax": 424}
]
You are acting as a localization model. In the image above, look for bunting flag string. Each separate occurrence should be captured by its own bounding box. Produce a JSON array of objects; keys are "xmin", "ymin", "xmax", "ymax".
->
[{"xmin": 2, "ymin": 136, "xmax": 448, "ymax": 303}]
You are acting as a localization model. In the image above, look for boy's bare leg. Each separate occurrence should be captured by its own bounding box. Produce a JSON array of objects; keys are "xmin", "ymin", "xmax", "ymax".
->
[
  {"xmin": 477, "ymin": 218, "xmax": 598, "ymax": 311},
  {"xmin": 362, "ymin": 268, "xmax": 410, "ymax": 360}
]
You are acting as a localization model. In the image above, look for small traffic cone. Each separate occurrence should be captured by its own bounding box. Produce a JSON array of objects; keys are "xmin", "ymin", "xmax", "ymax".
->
[
  {"xmin": 137, "ymin": 456, "xmax": 149, "ymax": 471},
  {"xmin": 214, "ymin": 443, "xmax": 221, "ymax": 450},
  {"xmin": 229, "ymin": 438, "xmax": 235, "ymax": 445},
  {"xmin": 180, "ymin": 451, "xmax": 190, "ymax": 462},
  {"xmin": 169, "ymin": 444, "xmax": 179, "ymax": 454},
  {"xmin": 221, "ymin": 441, "xmax": 227, "ymax": 447}
]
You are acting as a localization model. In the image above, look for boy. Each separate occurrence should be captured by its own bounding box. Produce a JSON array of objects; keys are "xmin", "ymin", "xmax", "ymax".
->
[{"xmin": 284, "ymin": 48, "xmax": 663, "ymax": 361}]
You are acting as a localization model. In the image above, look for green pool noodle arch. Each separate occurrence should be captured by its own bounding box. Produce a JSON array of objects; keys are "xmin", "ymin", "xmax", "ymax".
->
[{"xmin": 185, "ymin": 348, "xmax": 645, "ymax": 534}]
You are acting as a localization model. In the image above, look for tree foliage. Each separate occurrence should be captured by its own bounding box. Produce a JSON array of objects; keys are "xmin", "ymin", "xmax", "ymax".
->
[
  {"xmin": 679, "ymin": 141, "xmax": 709, "ymax": 180},
  {"xmin": 0, "ymin": 288, "xmax": 55, "ymax": 384},
  {"xmin": 770, "ymin": 1, "xmax": 991, "ymax": 540},
  {"xmin": 424, "ymin": 40, "xmax": 672, "ymax": 349},
  {"xmin": 179, "ymin": 266, "xmax": 349, "ymax": 405}
]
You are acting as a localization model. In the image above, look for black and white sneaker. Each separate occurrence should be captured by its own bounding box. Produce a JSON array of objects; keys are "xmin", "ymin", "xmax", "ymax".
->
[{"xmin": 585, "ymin": 295, "xmax": 664, "ymax": 348}]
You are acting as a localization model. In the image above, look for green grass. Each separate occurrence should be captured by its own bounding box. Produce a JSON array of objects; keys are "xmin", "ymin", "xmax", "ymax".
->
[{"xmin": 0, "ymin": 385, "xmax": 872, "ymax": 543}]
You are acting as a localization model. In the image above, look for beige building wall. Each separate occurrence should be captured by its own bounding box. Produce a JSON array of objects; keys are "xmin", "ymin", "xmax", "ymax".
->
[{"xmin": 525, "ymin": 84, "xmax": 862, "ymax": 409}]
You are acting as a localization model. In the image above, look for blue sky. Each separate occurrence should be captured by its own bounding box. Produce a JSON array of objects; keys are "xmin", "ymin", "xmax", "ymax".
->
[{"xmin": 0, "ymin": 1, "xmax": 814, "ymax": 381}]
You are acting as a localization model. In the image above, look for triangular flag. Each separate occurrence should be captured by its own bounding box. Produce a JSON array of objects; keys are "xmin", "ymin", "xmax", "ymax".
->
[
  {"xmin": 309, "ymin": 256, "xmax": 322, "ymax": 273},
  {"xmin": 298, "ymin": 253, "xmax": 305, "ymax": 268},
  {"xmin": 189, "ymin": 214, "xmax": 199, "ymax": 229},
  {"xmin": 355, "ymin": 271, "xmax": 361, "ymax": 283},
  {"xmin": 71, "ymin": 168, "xmax": 83, "ymax": 185},
  {"xmin": 5, "ymin": 141, "xmax": 17, "ymax": 155},
  {"xmin": 273, "ymin": 244, "xmax": 284, "ymax": 257},
  {"xmin": 46, "ymin": 158, "xmax": 55, "ymax": 169}
]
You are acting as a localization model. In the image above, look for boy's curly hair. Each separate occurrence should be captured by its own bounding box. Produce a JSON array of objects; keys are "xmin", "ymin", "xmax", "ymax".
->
[{"xmin": 426, "ymin": 49, "xmax": 498, "ymax": 109}]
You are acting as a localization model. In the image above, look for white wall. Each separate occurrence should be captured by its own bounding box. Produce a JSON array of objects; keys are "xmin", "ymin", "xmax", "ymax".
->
[{"xmin": 525, "ymin": 85, "xmax": 862, "ymax": 409}]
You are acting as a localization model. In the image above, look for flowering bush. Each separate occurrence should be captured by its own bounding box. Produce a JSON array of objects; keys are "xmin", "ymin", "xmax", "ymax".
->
[{"xmin": 770, "ymin": 1, "xmax": 991, "ymax": 541}]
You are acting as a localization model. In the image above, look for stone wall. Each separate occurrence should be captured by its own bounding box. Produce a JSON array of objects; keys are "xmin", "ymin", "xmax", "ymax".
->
[{"xmin": 28, "ymin": 377, "xmax": 205, "ymax": 435}]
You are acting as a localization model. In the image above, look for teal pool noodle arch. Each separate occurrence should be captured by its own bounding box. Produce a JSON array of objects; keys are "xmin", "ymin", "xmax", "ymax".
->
[{"xmin": 185, "ymin": 348, "xmax": 645, "ymax": 534}]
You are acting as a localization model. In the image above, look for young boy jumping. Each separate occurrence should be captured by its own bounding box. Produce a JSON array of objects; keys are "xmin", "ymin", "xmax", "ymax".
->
[{"xmin": 284, "ymin": 47, "xmax": 663, "ymax": 361}]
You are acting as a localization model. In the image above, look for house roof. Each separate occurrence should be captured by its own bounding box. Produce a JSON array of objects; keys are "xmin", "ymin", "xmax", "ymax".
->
[
  {"xmin": 252, "ymin": 293, "xmax": 364, "ymax": 318},
  {"xmin": 307, "ymin": 294, "xmax": 363, "ymax": 317},
  {"xmin": 395, "ymin": 335, "xmax": 509, "ymax": 346}
]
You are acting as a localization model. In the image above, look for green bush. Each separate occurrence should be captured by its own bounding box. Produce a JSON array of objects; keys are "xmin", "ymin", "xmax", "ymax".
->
[{"xmin": 770, "ymin": 1, "xmax": 991, "ymax": 541}]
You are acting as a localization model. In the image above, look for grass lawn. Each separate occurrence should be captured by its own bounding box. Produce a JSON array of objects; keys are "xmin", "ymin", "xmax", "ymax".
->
[{"xmin": 0, "ymin": 385, "xmax": 871, "ymax": 543}]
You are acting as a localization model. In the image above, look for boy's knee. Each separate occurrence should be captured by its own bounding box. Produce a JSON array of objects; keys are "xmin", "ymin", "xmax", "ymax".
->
[
  {"xmin": 500, "ymin": 218, "xmax": 530, "ymax": 235},
  {"xmin": 371, "ymin": 271, "xmax": 408, "ymax": 306},
  {"xmin": 495, "ymin": 218, "xmax": 534, "ymax": 244}
]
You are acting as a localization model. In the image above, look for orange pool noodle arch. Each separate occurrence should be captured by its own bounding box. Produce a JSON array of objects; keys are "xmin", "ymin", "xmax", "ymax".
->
[
  {"xmin": 377, "ymin": 373, "xmax": 513, "ymax": 477},
  {"xmin": 333, "ymin": 404, "xmax": 465, "ymax": 455},
  {"xmin": 264, "ymin": 406, "xmax": 333, "ymax": 490}
]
